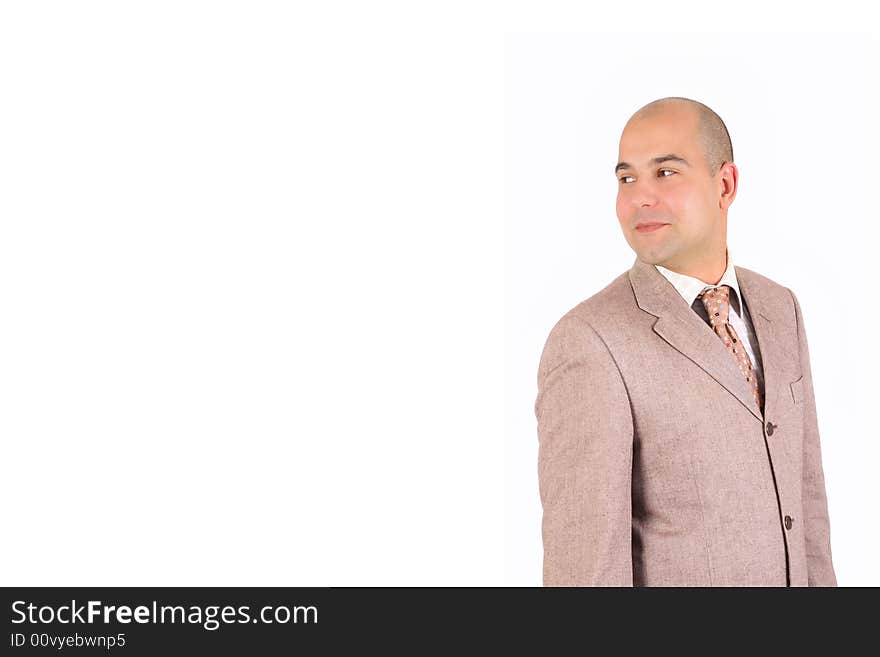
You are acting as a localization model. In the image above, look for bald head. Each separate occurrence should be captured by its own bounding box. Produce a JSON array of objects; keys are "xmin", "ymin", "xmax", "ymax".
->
[{"xmin": 627, "ymin": 97, "xmax": 733, "ymax": 174}]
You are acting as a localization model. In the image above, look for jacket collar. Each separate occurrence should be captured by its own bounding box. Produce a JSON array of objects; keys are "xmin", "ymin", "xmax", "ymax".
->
[
  {"xmin": 654, "ymin": 246, "xmax": 743, "ymax": 315},
  {"xmin": 628, "ymin": 254, "xmax": 797, "ymax": 423}
]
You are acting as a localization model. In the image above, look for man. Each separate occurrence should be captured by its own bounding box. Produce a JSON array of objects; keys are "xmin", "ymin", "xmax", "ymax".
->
[{"xmin": 534, "ymin": 97, "xmax": 837, "ymax": 586}]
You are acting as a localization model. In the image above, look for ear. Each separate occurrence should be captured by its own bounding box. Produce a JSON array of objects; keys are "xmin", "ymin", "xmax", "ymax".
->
[{"xmin": 718, "ymin": 162, "xmax": 738, "ymax": 210}]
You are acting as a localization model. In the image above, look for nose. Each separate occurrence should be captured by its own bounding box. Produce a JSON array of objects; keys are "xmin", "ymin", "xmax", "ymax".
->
[
  {"xmin": 635, "ymin": 192, "xmax": 659, "ymax": 208},
  {"xmin": 621, "ymin": 178, "xmax": 660, "ymax": 208}
]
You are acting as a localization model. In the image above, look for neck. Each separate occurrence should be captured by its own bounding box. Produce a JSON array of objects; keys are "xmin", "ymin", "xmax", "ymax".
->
[{"xmin": 660, "ymin": 245, "xmax": 728, "ymax": 284}]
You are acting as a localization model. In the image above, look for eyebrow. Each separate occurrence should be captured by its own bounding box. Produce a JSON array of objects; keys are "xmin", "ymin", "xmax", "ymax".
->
[{"xmin": 614, "ymin": 154, "xmax": 691, "ymax": 174}]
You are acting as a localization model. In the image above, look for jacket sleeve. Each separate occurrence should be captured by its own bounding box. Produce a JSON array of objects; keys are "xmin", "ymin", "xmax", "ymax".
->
[
  {"xmin": 789, "ymin": 289, "xmax": 837, "ymax": 586},
  {"xmin": 535, "ymin": 313, "xmax": 634, "ymax": 586}
]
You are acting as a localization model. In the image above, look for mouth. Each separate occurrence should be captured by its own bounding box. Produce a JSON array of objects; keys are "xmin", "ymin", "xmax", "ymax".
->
[{"xmin": 635, "ymin": 222, "xmax": 670, "ymax": 233}]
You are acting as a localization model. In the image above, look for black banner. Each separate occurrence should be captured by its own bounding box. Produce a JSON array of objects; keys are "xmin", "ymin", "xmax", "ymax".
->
[{"xmin": 0, "ymin": 587, "xmax": 866, "ymax": 653}]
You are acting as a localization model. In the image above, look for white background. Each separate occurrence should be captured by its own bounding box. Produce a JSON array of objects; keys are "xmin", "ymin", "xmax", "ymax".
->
[
  {"xmin": 0, "ymin": 3, "xmax": 876, "ymax": 586},
  {"xmin": 507, "ymin": 32, "xmax": 880, "ymax": 585}
]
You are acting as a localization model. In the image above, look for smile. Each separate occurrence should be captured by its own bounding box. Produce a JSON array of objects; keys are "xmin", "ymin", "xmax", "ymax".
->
[{"xmin": 635, "ymin": 223, "xmax": 669, "ymax": 233}]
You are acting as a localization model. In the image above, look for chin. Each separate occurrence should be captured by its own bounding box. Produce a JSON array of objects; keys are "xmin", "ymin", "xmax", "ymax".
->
[{"xmin": 631, "ymin": 245, "xmax": 669, "ymax": 266}]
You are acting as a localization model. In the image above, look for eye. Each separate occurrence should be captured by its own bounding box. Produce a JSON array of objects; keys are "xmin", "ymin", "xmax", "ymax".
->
[{"xmin": 618, "ymin": 169, "xmax": 676, "ymax": 184}]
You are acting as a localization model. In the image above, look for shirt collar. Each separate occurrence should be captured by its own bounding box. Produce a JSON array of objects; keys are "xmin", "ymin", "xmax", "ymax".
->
[{"xmin": 653, "ymin": 246, "xmax": 743, "ymax": 315}]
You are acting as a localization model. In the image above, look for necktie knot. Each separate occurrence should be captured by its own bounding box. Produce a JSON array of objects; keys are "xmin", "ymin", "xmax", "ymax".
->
[{"xmin": 700, "ymin": 285, "xmax": 731, "ymax": 328}]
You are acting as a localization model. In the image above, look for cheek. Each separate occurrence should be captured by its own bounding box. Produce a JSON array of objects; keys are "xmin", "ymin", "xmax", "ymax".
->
[
  {"xmin": 615, "ymin": 193, "xmax": 627, "ymax": 219},
  {"xmin": 616, "ymin": 187, "xmax": 638, "ymax": 213},
  {"xmin": 663, "ymin": 186, "xmax": 698, "ymax": 218}
]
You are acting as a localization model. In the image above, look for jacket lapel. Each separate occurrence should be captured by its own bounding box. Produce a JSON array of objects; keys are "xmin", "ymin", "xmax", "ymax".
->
[
  {"xmin": 628, "ymin": 256, "xmax": 785, "ymax": 424},
  {"xmin": 734, "ymin": 263, "xmax": 800, "ymax": 424}
]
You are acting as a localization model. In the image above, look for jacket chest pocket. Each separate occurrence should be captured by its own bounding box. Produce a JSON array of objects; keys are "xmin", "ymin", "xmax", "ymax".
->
[{"xmin": 789, "ymin": 375, "xmax": 804, "ymax": 405}]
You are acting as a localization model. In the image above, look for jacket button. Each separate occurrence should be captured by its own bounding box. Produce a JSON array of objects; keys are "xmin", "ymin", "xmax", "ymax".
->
[
  {"xmin": 784, "ymin": 515, "xmax": 793, "ymax": 530},
  {"xmin": 766, "ymin": 422, "xmax": 776, "ymax": 436}
]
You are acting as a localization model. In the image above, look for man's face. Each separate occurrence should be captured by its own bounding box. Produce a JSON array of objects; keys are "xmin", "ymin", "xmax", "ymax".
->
[{"xmin": 615, "ymin": 107, "xmax": 725, "ymax": 269}]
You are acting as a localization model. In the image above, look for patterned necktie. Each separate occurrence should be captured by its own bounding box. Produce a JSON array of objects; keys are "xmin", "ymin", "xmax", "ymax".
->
[{"xmin": 699, "ymin": 285, "xmax": 763, "ymax": 414}]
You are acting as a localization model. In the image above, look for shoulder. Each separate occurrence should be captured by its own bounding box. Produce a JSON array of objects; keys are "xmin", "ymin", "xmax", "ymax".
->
[
  {"xmin": 735, "ymin": 264, "xmax": 790, "ymax": 294},
  {"xmin": 735, "ymin": 264, "xmax": 802, "ymax": 319},
  {"xmin": 552, "ymin": 270, "xmax": 633, "ymax": 328},
  {"xmin": 538, "ymin": 271, "xmax": 632, "ymax": 366}
]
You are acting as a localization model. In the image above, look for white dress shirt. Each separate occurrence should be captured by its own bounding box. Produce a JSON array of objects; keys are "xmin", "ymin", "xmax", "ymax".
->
[{"xmin": 653, "ymin": 247, "xmax": 765, "ymax": 397}]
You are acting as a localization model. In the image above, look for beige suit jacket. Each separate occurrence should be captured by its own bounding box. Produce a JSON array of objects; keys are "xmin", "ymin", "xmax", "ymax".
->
[{"xmin": 535, "ymin": 256, "xmax": 837, "ymax": 586}]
